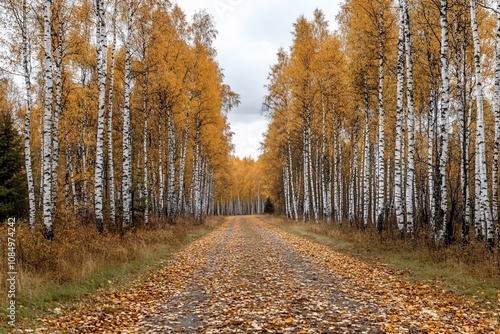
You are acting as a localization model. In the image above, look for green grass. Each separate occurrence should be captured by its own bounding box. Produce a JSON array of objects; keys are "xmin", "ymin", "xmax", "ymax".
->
[
  {"xmin": 0, "ymin": 219, "xmax": 221, "ymax": 333},
  {"xmin": 260, "ymin": 215, "xmax": 500, "ymax": 309}
]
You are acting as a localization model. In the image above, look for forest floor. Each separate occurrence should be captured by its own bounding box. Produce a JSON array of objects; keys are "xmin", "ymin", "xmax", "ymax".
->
[{"xmin": 10, "ymin": 216, "xmax": 500, "ymax": 333}]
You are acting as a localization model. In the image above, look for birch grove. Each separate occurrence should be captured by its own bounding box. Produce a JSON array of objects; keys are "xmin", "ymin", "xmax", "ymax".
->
[
  {"xmin": 261, "ymin": 0, "xmax": 500, "ymax": 250},
  {"xmin": 1, "ymin": 0, "xmax": 500, "ymax": 253},
  {"xmin": 0, "ymin": 0, "xmax": 238, "ymax": 238}
]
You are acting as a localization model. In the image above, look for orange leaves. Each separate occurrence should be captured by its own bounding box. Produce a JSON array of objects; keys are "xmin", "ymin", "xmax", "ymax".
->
[{"xmin": 19, "ymin": 216, "xmax": 500, "ymax": 333}]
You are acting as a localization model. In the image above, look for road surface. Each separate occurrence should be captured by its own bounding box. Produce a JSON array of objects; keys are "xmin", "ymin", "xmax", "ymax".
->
[{"xmin": 40, "ymin": 216, "xmax": 499, "ymax": 333}]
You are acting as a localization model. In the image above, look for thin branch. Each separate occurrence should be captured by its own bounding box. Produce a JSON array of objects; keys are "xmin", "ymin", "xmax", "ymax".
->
[{"xmin": 476, "ymin": 0, "xmax": 500, "ymax": 14}]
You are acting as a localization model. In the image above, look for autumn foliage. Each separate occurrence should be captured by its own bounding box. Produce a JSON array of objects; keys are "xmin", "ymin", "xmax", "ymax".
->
[
  {"xmin": 261, "ymin": 1, "xmax": 500, "ymax": 253},
  {"xmin": 0, "ymin": 0, "xmax": 239, "ymax": 237}
]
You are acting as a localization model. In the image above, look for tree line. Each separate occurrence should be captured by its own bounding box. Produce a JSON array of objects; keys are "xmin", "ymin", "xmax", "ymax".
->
[
  {"xmin": 0, "ymin": 0, "xmax": 243, "ymax": 239},
  {"xmin": 261, "ymin": 0, "xmax": 500, "ymax": 250}
]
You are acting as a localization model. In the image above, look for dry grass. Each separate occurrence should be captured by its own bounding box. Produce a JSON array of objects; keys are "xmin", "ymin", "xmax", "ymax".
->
[
  {"xmin": 261, "ymin": 215, "xmax": 500, "ymax": 306},
  {"xmin": 0, "ymin": 212, "xmax": 224, "ymax": 328}
]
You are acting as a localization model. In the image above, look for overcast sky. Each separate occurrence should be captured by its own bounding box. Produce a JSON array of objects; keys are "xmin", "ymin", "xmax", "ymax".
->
[{"xmin": 176, "ymin": 0, "xmax": 342, "ymax": 160}]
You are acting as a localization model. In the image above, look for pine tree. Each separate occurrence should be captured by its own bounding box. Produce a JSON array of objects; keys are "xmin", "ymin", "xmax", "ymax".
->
[{"xmin": 0, "ymin": 106, "xmax": 28, "ymax": 222}]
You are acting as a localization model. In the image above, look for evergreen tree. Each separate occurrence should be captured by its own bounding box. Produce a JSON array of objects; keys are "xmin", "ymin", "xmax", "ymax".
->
[
  {"xmin": 0, "ymin": 110, "xmax": 28, "ymax": 222},
  {"xmin": 264, "ymin": 197, "xmax": 275, "ymax": 214}
]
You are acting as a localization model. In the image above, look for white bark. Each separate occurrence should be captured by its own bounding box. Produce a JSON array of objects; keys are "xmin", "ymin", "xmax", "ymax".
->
[
  {"xmin": 351, "ymin": 124, "xmax": 359, "ymax": 222},
  {"xmin": 284, "ymin": 166, "xmax": 291, "ymax": 218},
  {"xmin": 67, "ymin": 146, "xmax": 78, "ymax": 209},
  {"xmin": 19, "ymin": 0, "xmax": 35, "ymax": 228},
  {"xmin": 457, "ymin": 55, "xmax": 470, "ymax": 242},
  {"xmin": 363, "ymin": 114, "xmax": 370, "ymax": 227},
  {"xmin": 428, "ymin": 89, "xmax": 436, "ymax": 228},
  {"xmin": 376, "ymin": 10, "xmax": 385, "ymax": 231},
  {"xmin": 434, "ymin": 0, "xmax": 450, "ymax": 242},
  {"xmin": 167, "ymin": 107, "xmax": 176, "ymax": 217},
  {"xmin": 94, "ymin": 0, "xmax": 107, "ymax": 232},
  {"xmin": 192, "ymin": 113, "xmax": 202, "ymax": 221},
  {"xmin": 51, "ymin": 18, "xmax": 63, "ymax": 213},
  {"xmin": 178, "ymin": 107, "xmax": 189, "ymax": 215},
  {"xmin": 107, "ymin": 7, "xmax": 117, "ymax": 225},
  {"xmin": 492, "ymin": 0, "xmax": 500, "ymax": 226},
  {"xmin": 122, "ymin": 1, "xmax": 134, "ymax": 228},
  {"xmin": 321, "ymin": 96, "xmax": 327, "ymax": 222},
  {"xmin": 142, "ymin": 75, "xmax": 148, "ymax": 225},
  {"xmin": 309, "ymin": 126, "xmax": 318, "ymax": 223},
  {"xmin": 287, "ymin": 138, "xmax": 298, "ymax": 221},
  {"xmin": 303, "ymin": 127, "xmax": 310, "ymax": 221},
  {"xmin": 470, "ymin": 0, "xmax": 494, "ymax": 244},
  {"xmin": 158, "ymin": 113, "xmax": 164, "ymax": 216},
  {"xmin": 395, "ymin": 7, "xmax": 405, "ymax": 233},
  {"xmin": 42, "ymin": 0, "xmax": 53, "ymax": 239},
  {"xmin": 403, "ymin": 0, "xmax": 415, "ymax": 235}
]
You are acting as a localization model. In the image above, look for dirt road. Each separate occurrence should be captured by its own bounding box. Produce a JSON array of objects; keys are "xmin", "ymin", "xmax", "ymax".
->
[{"xmin": 40, "ymin": 216, "xmax": 498, "ymax": 333}]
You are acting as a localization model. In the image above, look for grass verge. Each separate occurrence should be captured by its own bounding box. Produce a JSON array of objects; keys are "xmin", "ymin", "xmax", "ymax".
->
[
  {"xmin": 0, "ymin": 215, "xmax": 225, "ymax": 332},
  {"xmin": 260, "ymin": 215, "xmax": 500, "ymax": 309}
]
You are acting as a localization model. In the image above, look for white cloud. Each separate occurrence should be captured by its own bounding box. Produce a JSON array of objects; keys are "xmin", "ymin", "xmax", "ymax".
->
[
  {"xmin": 229, "ymin": 118, "xmax": 268, "ymax": 160},
  {"xmin": 174, "ymin": 0, "xmax": 342, "ymax": 159}
]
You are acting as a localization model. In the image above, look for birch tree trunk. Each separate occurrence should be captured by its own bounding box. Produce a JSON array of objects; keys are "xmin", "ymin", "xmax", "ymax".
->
[
  {"xmin": 458, "ymin": 55, "xmax": 470, "ymax": 243},
  {"xmin": 158, "ymin": 112, "xmax": 164, "ymax": 217},
  {"xmin": 83, "ymin": 143, "xmax": 90, "ymax": 216},
  {"xmin": 470, "ymin": 0, "xmax": 494, "ymax": 245},
  {"xmin": 403, "ymin": 0, "xmax": 415, "ymax": 235},
  {"xmin": 122, "ymin": 1, "xmax": 134, "ymax": 228},
  {"xmin": 20, "ymin": 0, "xmax": 36, "ymax": 228},
  {"xmin": 351, "ymin": 123, "xmax": 359, "ymax": 222},
  {"xmin": 94, "ymin": 0, "xmax": 107, "ymax": 233},
  {"xmin": 434, "ymin": 0, "xmax": 450, "ymax": 242},
  {"xmin": 308, "ymin": 125, "xmax": 318, "ymax": 223},
  {"xmin": 321, "ymin": 96, "xmax": 327, "ymax": 221},
  {"xmin": 283, "ymin": 166, "xmax": 291, "ymax": 218},
  {"xmin": 51, "ymin": 18, "xmax": 63, "ymax": 213},
  {"xmin": 178, "ymin": 107, "xmax": 189, "ymax": 215},
  {"xmin": 42, "ymin": 0, "xmax": 54, "ymax": 240},
  {"xmin": 376, "ymin": 10, "xmax": 386, "ymax": 232},
  {"xmin": 395, "ymin": 7, "xmax": 405, "ymax": 234},
  {"xmin": 303, "ymin": 127, "xmax": 310, "ymax": 221},
  {"xmin": 68, "ymin": 146, "xmax": 78, "ymax": 209},
  {"xmin": 363, "ymin": 114, "xmax": 370, "ymax": 227},
  {"xmin": 428, "ymin": 87, "xmax": 436, "ymax": 229},
  {"xmin": 167, "ymin": 107, "xmax": 176, "ymax": 217},
  {"xmin": 287, "ymin": 138, "xmax": 298, "ymax": 221},
  {"xmin": 492, "ymin": 0, "xmax": 500, "ymax": 230},
  {"xmin": 107, "ymin": 7, "xmax": 117, "ymax": 225},
  {"xmin": 142, "ymin": 74, "xmax": 148, "ymax": 226}
]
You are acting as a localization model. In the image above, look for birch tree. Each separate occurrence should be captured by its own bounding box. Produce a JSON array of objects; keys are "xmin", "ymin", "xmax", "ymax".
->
[
  {"xmin": 94, "ymin": 0, "xmax": 107, "ymax": 233},
  {"xmin": 403, "ymin": 0, "xmax": 415, "ymax": 235},
  {"xmin": 376, "ymin": 9, "xmax": 386, "ymax": 232},
  {"xmin": 492, "ymin": 0, "xmax": 500, "ymax": 235},
  {"xmin": 4, "ymin": 0, "xmax": 36, "ymax": 228},
  {"xmin": 470, "ymin": 0, "xmax": 493, "ymax": 245},
  {"xmin": 395, "ymin": 4, "xmax": 405, "ymax": 234},
  {"xmin": 122, "ymin": 0, "xmax": 134, "ymax": 227},
  {"xmin": 42, "ymin": 0, "xmax": 54, "ymax": 239},
  {"xmin": 434, "ymin": 0, "xmax": 450, "ymax": 243},
  {"xmin": 107, "ymin": 0, "xmax": 117, "ymax": 225}
]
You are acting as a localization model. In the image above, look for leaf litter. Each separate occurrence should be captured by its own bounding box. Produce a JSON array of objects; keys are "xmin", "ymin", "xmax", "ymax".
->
[{"xmin": 14, "ymin": 216, "xmax": 499, "ymax": 333}]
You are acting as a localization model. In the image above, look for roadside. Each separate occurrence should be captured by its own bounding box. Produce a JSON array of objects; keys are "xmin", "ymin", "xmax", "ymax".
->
[
  {"xmin": 261, "ymin": 215, "xmax": 500, "ymax": 311},
  {"xmin": 0, "ymin": 216, "xmax": 225, "ymax": 333}
]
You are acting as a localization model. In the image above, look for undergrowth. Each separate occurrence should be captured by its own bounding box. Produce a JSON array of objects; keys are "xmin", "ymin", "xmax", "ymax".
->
[
  {"xmin": 0, "ymin": 212, "xmax": 224, "ymax": 330},
  {"xmin": 262, "ymin": 215, "xmax": 500, "ymax": 308}
]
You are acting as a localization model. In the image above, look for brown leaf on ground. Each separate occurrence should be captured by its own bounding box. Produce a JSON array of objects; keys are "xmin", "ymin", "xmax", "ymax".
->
[{"xmin": 14, "ymin": 216, "xmax": 500, "ymax": 333}]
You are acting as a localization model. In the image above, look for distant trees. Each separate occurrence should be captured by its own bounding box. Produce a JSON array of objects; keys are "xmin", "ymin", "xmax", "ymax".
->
[{"xmin": 261, "ymin": 2, "xmax": 500, "ymax": 250}]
